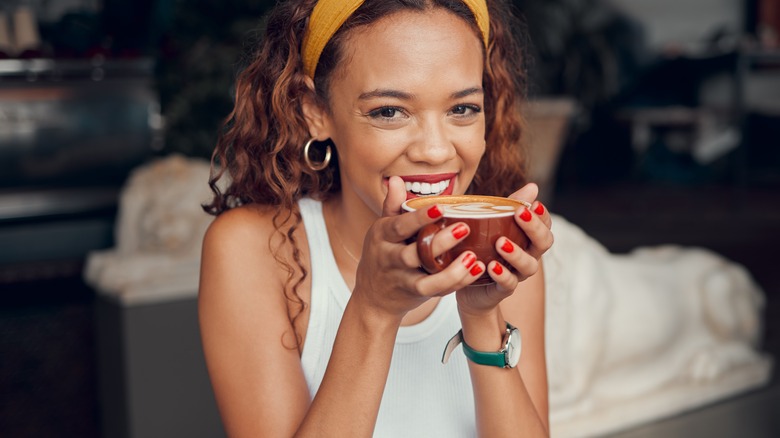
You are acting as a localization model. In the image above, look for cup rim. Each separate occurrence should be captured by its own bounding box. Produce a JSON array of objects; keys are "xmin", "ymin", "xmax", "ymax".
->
[{"xmin": 401, "ymin": 194, "xmax": 529, "ymax": 219}]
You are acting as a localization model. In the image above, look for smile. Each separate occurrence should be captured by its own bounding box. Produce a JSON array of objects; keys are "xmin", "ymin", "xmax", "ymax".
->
[
  {"xmin": 405, "ymin": 180, "xmax": 450, "ymax": 196},
  {"xmin": 399, "ymin": 173, "xmax": 457, "ymax": 198}
]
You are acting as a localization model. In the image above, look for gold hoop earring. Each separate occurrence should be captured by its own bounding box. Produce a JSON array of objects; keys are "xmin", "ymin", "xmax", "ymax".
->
[{"xmin": 303, "ymin": 138, "xmax": 332, "ymax": 171}]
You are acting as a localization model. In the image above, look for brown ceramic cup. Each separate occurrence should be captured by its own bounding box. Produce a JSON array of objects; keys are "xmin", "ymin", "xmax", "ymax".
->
[{"xmin": 402, "ymin": 194, "xmax": 531, "ymax": 285}]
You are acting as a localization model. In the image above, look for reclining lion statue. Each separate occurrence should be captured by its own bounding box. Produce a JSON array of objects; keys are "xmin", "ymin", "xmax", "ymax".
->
[{"xmin": 85, "ymin": 155, "xmax": 773, "ymax": 435}]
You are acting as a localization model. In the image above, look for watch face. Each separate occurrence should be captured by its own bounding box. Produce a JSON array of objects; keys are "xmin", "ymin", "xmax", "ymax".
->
[{"xmin": 506, "ymin": 328, "xmax": 522, "ymax": 367}]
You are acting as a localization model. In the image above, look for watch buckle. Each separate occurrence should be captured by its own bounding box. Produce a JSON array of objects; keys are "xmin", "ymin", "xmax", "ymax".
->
[{"xmin": 441, "ymin": 330, "xmax": 463, "ymax": 364}]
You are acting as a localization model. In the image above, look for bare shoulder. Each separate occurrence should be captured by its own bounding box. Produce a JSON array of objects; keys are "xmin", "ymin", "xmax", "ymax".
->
[
  {"xmin": 203, "ymin": 204, "xmax": 304, "ymax": 275},
  {"xmin": 199, "ymin": 203, "xmax": 313, "ymax": 435},
  {"xmin": 200, "ymin": 203, "xmax": 310, "ymax": 301},
  {"xmin": 203, "ymin": 203, "xmax": 280, "ymax": 253}
]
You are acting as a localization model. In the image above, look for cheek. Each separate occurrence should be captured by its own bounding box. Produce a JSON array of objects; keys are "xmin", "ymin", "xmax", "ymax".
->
[
  {"xmin": 338, "ymin": 130, "xmax": 407, "ymax": 165},
  {"xmin": 464, "ymin": 120, "xmax": 486, "ymax": 159},
  {"xmin": 462, "ymin": 138, "xmax": 487, "ymax": 168},
  {"xmin": 334, "ymin": 140, "xmax": 399, "ymax": 180},
  {"xmin": 340, "ymin": 142, "xmax": 398, "ymax": 167}
]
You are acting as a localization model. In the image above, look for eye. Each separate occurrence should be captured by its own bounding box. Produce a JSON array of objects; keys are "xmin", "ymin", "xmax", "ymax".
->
[
  {"xmin": 368, "ymin": 106, "xmax": 405, "ymax": 120},
  {"xmin": 450, "ymin": 104, "xmax": 481, "ymax": 117}
]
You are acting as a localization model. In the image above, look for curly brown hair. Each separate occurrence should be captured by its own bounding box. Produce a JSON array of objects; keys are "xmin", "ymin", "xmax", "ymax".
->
[{"xmin": 204, "ymin": 0, "xmax": 529, "ymax": 342}]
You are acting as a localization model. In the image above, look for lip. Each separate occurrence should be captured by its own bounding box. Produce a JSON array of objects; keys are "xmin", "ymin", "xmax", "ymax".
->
[{"xmin": 398, "ymin": 173, "xmax": 457, "ymax": 184}]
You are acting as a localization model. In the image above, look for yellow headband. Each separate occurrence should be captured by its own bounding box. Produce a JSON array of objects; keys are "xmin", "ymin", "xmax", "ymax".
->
[{"xmin": 301, "ymin": 0, "xmax": 490, "ymax": 78}]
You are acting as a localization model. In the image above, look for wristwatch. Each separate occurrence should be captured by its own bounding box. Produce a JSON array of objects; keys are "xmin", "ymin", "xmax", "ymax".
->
[{"xmin": 441, "ymin": 322, "xmax": 521, "ymax": 368}]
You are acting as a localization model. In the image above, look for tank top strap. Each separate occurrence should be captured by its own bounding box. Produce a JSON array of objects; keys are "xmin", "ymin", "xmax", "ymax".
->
[{"xmin": 298, "ymin": 198, "xmax": 351, "ymax": 309}]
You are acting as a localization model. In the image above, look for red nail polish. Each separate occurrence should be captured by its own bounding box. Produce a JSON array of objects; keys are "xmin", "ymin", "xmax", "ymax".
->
[
  {"xmin": 470, "ymin": 264, "xmax": 483, "ymax": 276},
  {"xmin": 501, "ymin": 240, "xmax": 514, "ymax": 253},
  {"xmin": 519, "ymin": 208, "xmax": 532, "ymax": 222},
  {"xmin": 462, "ymin": 253, "xmax": 476, "ymax": 268},
  {"xmin": 492, "ymin": 263, "xmax": 503, "ymax": 275},
  {"xmin": 452, "ymin": 224, "xmax": 468, "ymax": 239},
  {"xmin": 427, "ymin": 205, "xmax": 442, "ymax": 219},
  {"xmin": 534, "ymin": 203, "xmax": 545, "ymax": 215}
]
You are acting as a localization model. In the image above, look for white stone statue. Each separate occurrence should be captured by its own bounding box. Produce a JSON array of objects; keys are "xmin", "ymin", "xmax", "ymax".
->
[
  {"xmin": 84, "ymin": 156, "xmax": 773, "ymax": 433},
  {"xmin": 84, "ymin": 154, "xmax": 217, "ymax": 305},
  {"xmin": 544, "ymin": 215, "xmax": 773, "ymax": 437}
]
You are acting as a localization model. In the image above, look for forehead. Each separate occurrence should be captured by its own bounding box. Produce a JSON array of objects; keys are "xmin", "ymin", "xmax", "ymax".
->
[{"xmin": 331, "ymin": 8, "xmax": 484, "ymax": 94}]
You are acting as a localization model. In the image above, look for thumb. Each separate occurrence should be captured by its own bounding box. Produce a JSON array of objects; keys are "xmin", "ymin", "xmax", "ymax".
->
[
  {"xmin": 508, "ymin": 182, "xmax": 539, "ymax": 206},
  {"xmin": 382, "ymin": 176, "xmax": 408, "ymax": 217}
]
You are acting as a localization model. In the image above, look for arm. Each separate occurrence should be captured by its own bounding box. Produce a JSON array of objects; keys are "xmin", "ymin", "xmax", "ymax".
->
[
  {"xmin": 199, "ymin": 185, "xmax": 488, "ymax": 436},
  {"xmin": 463, "ymin": 265, "xmax": 549, "ymax": 437},
  {"xmin": 455, "ymin": 185, "xmax": 552, "ymax": 437},
  {"xmin": 199, "ymin": 207, "xmax": 312, "ymax": 437},
  {"xmin": 200, "ymin": 207, "xmax": 405, "ymax": 437}
]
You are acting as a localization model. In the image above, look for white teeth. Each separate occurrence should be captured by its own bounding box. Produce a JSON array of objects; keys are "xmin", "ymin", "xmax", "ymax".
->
[{"xmin": 404, "ymin": 179, "xmax": 450, "ymax": 196}]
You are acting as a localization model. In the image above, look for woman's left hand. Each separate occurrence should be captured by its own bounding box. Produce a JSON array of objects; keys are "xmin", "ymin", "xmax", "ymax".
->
[{"xmin": 455, "ymin": 183, "xmax": 553, "ymax": 315}]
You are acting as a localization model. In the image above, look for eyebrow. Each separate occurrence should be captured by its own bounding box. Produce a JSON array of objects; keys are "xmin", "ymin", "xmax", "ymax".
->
[
  {"xmin": 358, "ymin": 87, "xmax": 483, "ymax": 101},
  {"xmin": 451, "ymin": 87, "xmax": 483, "ymax": 99},
  {"xmin": 358, "ymin": 89, "xmax": 414, "ymax": 100}
]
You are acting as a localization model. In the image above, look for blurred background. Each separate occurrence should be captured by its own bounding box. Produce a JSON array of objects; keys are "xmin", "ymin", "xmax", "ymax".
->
[{"xmin": 0, "ymin": 0, "xmax": 778, "ymax": 437}]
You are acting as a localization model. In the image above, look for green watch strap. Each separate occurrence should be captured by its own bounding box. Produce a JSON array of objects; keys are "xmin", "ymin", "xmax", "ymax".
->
[
  {"xmin": 461, "ymin": 335, "xmax": 508, "ymax": 367},
  {"xmin": 441, "ymin": 322, "xmax": 518, "ymax": 368}
]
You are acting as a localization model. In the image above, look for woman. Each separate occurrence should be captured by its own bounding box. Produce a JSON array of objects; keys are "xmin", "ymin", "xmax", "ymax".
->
[{"xmin": 199, "ymin": 0, "xmax": 553, "ymax": 436}]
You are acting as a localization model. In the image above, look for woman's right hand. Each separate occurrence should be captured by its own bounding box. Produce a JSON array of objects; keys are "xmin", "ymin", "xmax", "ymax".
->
[{"xmin": 352, "ymin": 176, "xmax": 484, "ymax": 321}]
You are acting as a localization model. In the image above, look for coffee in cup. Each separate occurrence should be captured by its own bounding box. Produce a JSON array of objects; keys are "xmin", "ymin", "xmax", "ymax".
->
[{"xmin": 402, "ymin": 194, "xmax": 530, "ymax": 285}]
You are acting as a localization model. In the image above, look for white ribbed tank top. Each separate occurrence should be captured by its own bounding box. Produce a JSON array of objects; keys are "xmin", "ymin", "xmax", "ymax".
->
[{"xmin": 298, "ymin": 198, "xmax": 477, "ymax": 437}]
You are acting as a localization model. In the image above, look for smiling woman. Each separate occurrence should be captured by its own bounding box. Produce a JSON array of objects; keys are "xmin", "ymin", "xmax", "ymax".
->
[
  {"xmin": 198, "ymin": 1, "xmax": 551, "ymax": 437},
  {"xmin": 302, "ymin": 7, "xmax": 487, "ymax": 214}
]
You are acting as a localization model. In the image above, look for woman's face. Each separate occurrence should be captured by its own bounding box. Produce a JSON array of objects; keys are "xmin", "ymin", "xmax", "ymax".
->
[{"xmin": 317, "ymin": 8, "xmax": 486, "ymax": 217}]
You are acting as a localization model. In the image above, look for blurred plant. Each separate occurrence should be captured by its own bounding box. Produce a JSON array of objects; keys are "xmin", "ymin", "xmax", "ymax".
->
[
  {"xmin": 511, "ymin": 0, "xmax": 655, "ymax": 187},
  {"xmin": 513, "ymin": 0, "xmax": 651, "ymax": 109},
  {"xmin": 154, "ymin": 0, "xmax": 273, "ymax": 158}
]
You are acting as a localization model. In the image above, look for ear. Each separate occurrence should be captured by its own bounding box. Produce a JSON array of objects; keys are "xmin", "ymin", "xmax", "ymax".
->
[{"xmin": 301, "ymin": 77, "xmax": 332, "ymax": 140}]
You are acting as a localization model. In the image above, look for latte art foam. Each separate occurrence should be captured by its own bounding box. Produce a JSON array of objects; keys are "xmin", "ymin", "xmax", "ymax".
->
[
  {"xmin": 403, "ymin": 195, "xmax": 524, "ymax": 218},
  {"xmin": 441, "ymin": 202, "xmax": 516, "ymax": 217}
]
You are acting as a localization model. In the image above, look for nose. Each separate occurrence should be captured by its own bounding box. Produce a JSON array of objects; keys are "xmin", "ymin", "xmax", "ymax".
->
[{"xmin": 405, "ymin": 117, "xmax": 457, "ymax": 165}]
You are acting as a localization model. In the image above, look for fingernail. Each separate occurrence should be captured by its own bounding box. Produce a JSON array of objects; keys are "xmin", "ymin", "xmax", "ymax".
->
[
  {"xmin": 534, "ymin": 202, "xmax": 545, "ymax": 215},
  {"xmin": 492, "ymin": 263, "xmax": 504, "ymax": 275},
  {"xmin": 501, "ymin": 240, "xmax": 514, "ymax": 253},
  {"xmin": 452, "ymin": 223, "xmax": 468, "ymax": 239},
  {"xmin": 470, "ymin": 264, "xmax": 483, "ymax": 276},
  {"xmin": 519, "ymin": 208, "xmax": 532, "ymax": 222},
  {"xmin": 427, "ymin": 205, "xmax": 442, "ymax": 219},
  {"xmin": 462, "ymin": 253, "xmax": 476, "ymax": 268}
]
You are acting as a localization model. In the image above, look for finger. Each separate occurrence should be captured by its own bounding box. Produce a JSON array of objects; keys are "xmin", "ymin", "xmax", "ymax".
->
[
  {"xmin": 430, "ymin": 222, "xmax": 470, "ymax": 257},
  {"xmin": 395, "ymin": 221, "xmax": 470, "ymax": 269},
  {"xmin": 530, "ymin": 200, "xmax": 552, "ymax": 230},
  {"xmin": 379, "ymin": 202, "xmax": 445, "ymax": 244},
  {"xmin": 496, "ymin": 236, "xmax": 540, "ymax": 281},
  {"xmin": 487, "ymin": 260, "xmax": 519, "ymax": 293},
  {"xmin": 415, "ymin": 252, "xmax": 484, "ymax": 296},
  {"xmin": 514, "ymin": 206, "xmax": 554, "ymax": 260},
  {"xmin": 380, "ymin": 181, "xmax": 451, "ymax": 242},
  {"xmin": 394, "ymin": 239, "xmax": 422, "ymax": 269},
  {"xmin": 382, "ymin": 175, "xmax": 408, "ymax": 217},
  {"xmin": 508, "ymin": 182, "xmax": 539, "ymax": 206}
]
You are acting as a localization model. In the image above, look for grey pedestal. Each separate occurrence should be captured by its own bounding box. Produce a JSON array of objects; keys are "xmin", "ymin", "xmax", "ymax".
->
[{"xmin": 95, "ymin": 295, "xmax": 225, "ymax": 438}]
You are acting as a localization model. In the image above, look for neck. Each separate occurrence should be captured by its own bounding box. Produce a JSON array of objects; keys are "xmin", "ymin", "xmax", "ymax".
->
[
  {"xmin": 322, "ymin": 192, "xmax": 442, "ymax": 327},
  {"xmin": 323, "ymin": 194, "xmax": 377, "ymax": 264}
]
